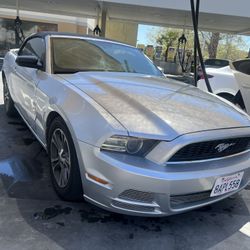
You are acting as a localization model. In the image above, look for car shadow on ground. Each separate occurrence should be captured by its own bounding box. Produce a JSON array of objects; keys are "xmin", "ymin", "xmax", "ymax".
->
[{"xmin": 0, "ymin": 103, "xmax": 250, "ymax": 250}]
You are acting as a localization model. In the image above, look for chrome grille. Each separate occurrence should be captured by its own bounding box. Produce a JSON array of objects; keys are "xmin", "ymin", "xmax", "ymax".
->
[
  {"xmin": 169, "ymin": 137, "xmax": 250, "ymax": 162},
  {"xmin": 118, "ymin": 189, "xmax": 154, "ymax": 203}
]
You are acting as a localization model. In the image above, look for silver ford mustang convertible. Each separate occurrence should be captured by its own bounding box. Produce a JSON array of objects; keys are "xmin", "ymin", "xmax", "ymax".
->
[{"xmin": 2, "ymin": 32, "xmax": 250, "ymax": 216}]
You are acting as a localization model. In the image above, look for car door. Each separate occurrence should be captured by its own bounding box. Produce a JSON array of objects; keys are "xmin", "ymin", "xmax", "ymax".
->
[
  {"xmin": 232, "ymin": 59, "xmax": 250, "ymax": 113},
  {"xmin": 12, "ymin": 37, "xmax": 46, "ymax": 129}
]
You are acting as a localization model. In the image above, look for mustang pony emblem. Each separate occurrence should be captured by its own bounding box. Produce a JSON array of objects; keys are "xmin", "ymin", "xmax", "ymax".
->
[{"xmin": 215, "ymin": 143, "xmax": 236, "ymax": 153}]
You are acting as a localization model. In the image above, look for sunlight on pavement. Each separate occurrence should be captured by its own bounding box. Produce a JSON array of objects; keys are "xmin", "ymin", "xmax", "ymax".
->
[{"xmin": 240, "ymin": 222, "xmax": 250, "ymax": 237}]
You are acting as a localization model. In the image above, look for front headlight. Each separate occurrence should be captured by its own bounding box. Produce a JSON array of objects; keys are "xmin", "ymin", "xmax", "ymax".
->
[{"xmin": 101, "ymin": 135, "xmax": 159, "ymax": 156}]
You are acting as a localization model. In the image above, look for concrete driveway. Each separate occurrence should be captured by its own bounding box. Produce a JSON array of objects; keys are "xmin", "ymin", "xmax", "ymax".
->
[{"xmin": 0, "ymin": 75, "xmax": 250, "ymax": 250}]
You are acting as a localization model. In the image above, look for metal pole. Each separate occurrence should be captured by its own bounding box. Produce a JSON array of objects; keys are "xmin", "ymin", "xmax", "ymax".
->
[
  {"xmin": 15, "ymin": 0, "xmax": 20, "ymax": 47},
  {"xmin": 190, "ymin": 0, "xmax": 213, "ymax": 93},
  {"xmin": 101, "ymin": 5, "xmax": 107, "ymax": 37},
  {"xmin": 16, "ymin": 0, "xmax": 19, "ymax": 16},
  {"xmin": 97, "ymin": 5, "xmax": 100, "ymax": 27}
]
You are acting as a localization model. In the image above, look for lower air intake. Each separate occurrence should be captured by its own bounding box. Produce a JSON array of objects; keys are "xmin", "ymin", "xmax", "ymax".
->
[
  {"xmin": 170, "ymin": 191, "xmax": 211, "ymax": 209},
  {"xmin": 112, "ymin": 200, "xmax": 155, "ymax": 213},
  {"xmin": 118, "ymin": 189, "xmax": 154, "ymax": 203}
]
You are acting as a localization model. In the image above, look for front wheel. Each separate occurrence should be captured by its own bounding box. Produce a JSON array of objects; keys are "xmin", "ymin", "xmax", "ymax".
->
[
  {"xmin": 48, "ymin": 117, "xmax": 83, "ymax": 201},
  {"xmin": 234, "ymin": 90, "xmax": 246, "ymax": 111},
  {"xmin": 3, "ymin": 76, "xmax": 16, "ymax": 117},
  {"xmin": 217, "ymin": 93, "xmax": 235, "ymax": 103}
]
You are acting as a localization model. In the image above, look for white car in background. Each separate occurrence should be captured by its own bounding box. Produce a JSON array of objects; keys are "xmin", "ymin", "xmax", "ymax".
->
[
  {"xmin": 197, "ymin": 65, "xmax": 239, "ymax": 102},
  {"xmin": 198, "ymin": 59, "xmax": 250, "ymax": 111},
  {"xmin": 232, "ymin": 59, "xmax": 250, "ymax": 111}
]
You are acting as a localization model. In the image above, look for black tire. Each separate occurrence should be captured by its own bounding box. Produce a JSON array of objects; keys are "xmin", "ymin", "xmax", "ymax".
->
[
  {"xmin": 3, "ymin": 76, "xmax": 17, "ymax": 117},
  {"xmin": 48, "ymin": 116, "xmax": 83, "ymax": 201},
  {"xmin": 217, "ymin": 93, "xmax": 235, "ymax": 103},
  {"xmin": 234, "ymin": 90, "xmax": 246, "ymax": 110}
]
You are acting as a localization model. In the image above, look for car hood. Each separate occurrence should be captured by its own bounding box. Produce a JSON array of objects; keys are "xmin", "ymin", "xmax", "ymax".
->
[{"xmin": 59, "ymin": 72, "xmax": 250, "ymax": 140}]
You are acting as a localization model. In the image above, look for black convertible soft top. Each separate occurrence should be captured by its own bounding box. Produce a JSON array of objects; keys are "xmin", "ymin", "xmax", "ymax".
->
[
  {"xmin": 24, "ymin": 31, "xmax": 131, "ymax": 46},
  {"xmin": 18, "ymin": 31, "xmax": 134, "ymax": 55}
]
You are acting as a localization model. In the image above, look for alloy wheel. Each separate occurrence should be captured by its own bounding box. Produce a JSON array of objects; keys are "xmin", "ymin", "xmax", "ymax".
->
[
  {"xmin": 3, "ymin": 81, "xmax": 10, "ymax": 108},
  {"xmin": 50, "ymin": 128, "xmax": 71, "ymax": 188}
]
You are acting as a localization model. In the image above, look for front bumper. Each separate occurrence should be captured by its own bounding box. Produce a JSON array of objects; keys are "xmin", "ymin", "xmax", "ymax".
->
[
  {"xmin": 77, "ymin": 129, "xmax": 250, "ymax": 217},
  {"xmin": 78, "ymin": 128, "xmax": 250, "ymax": 216}
]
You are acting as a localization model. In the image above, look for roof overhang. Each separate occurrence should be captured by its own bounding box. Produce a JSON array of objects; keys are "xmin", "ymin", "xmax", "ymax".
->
[{"xmin": 0, "ymin": 0, "xmax": 249, "ymax": 35}]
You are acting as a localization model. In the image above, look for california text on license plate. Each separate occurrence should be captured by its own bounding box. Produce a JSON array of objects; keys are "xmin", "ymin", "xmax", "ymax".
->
[{"xmin": 210, "ymin": 171, "xmax": 244, "ymax": 197}]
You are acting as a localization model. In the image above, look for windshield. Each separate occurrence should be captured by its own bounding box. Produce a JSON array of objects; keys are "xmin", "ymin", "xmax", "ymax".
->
[{"xmin": 52, "ymin": 37, "xmax": 162, "ymax": 76}]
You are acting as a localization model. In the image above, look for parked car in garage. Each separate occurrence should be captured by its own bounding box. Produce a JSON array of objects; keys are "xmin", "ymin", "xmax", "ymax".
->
[
  {"xmin": 204, "ymin": 59, "xmax": 230, "ymax": 69},
  {"xmin": 2, "ymin": 32, "xmax": 250, "ymax": 216},
  {"xmin": 197, "ymin": 59, "xmax": 250, "ymax": 108},
  {"xmin": 197, "ymin": 65, "xmax": 239, "ymax": 102},
  {"xmin": 197, "ymin": 59, "xmax": 231, "ymax": 80},
  {"xmin": 232, "ymin": 59, "xmax": 250, "ymax": 111}
]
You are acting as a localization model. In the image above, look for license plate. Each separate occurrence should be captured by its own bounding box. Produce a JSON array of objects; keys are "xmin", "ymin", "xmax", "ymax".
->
[{"xmin": 210, "ymin": 171, "xmax": 244, "ymax": 197}]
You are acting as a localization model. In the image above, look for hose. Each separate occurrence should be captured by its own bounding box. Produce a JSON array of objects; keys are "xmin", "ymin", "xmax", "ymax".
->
[
  {"xmin": 14, "ymin": 16, "xmax": 25, "ymax": 46},
  {"xmin": 190, "ymin": 0, "xmax": 213, "ymax": 93},
  {"xmin": 176, "ymin": 34, "xmax": 188, "ymax": 73},
  {"xmin": 193, "ymin": 0, "xmax": 199, "ymax": 86}
]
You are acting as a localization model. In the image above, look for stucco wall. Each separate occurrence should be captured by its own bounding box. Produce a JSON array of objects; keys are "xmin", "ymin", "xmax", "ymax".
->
[
  {"xmin": 105, "ymin": 19, "xmax": 138, "ymax": 46},
  {"xmin": 0, "ymin": 15, "xmax": 88, "ymax": 34},
  {"xmin": 0, "ymin": 14, "xmax": 137, "ymax": 44},
  {"xmin": 58, "ymin": 22, "xmax": 87, "ymax": 33}
]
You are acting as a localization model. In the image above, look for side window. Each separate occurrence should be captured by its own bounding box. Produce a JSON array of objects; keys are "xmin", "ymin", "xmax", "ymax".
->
[
  {"xmin": 19, "ymin": 37, "xmax": 46, "ymax": 70},
  {"xmin": 233, "ymin": 60, "xmax": 250, "ymax": 75}
]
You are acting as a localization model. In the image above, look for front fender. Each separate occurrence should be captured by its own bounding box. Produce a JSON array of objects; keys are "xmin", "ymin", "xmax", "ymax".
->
[{"xmin": 35, "ymin": 75, "xmax": 128, "ymax": 148}]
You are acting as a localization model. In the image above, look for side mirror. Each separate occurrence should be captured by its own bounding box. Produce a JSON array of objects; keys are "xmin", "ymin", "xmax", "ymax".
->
[{"xmin": 16, "ymin": 55, "xmax": 43, "ymax": 70}]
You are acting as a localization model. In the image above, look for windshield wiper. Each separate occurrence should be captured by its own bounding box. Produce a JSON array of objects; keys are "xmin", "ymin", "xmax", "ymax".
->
[
  {"xmin": 54, "ymin": 69, "xmax": 126, "ymax": 74},
  {"xmin": 78, "ymin": 69, "xmax": 124, "ymax": 72},
  {"xmin": 54, "ymin": 70, "xmax": 80, "ymax": 74}
]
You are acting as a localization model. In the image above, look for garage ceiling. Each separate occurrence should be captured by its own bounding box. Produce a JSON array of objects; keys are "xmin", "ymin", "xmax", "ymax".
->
[{"xmin": 0, "ymin": 0, "xmax": 250, "ymax": 35}]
